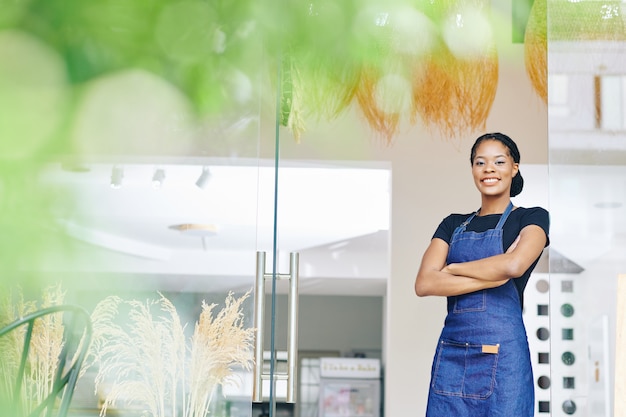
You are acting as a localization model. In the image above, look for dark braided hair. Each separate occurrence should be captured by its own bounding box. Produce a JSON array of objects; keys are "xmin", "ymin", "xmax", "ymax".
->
[{"xmin": 470, "ymin": 132, "xmax": 524, "ymax": 197}]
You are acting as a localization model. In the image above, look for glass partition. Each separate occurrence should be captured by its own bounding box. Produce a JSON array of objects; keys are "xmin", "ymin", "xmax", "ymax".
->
[
  {"xmin": 547, "ymin": 3, "xmax": 626, "ymax": 416},
  {"xmin": 0, "ymin": 5, "xmax": 392, "ymax": 417}
]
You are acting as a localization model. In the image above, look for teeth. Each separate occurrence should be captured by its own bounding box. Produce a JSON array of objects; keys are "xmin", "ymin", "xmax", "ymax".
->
[{"xmin": 483, "ymin": 178, "xmax": 498, "ymax": 183}]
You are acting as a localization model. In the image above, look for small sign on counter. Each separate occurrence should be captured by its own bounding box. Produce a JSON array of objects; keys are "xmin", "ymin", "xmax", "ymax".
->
[{"xmin": 319, "ymin": 357, "xmax": 381, "ymax": 379}]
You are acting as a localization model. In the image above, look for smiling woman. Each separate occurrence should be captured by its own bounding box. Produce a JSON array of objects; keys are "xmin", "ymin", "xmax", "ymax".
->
[
  {"xmin": 414, "ymin": 132, "xmax": 549, "ymax": 417},
  {"xmin": 470, "ymin": 133, "xmax": 522, "ymax": 204}
]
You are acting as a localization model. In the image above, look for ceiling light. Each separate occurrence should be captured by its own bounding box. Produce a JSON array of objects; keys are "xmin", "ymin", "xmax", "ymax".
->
[
  {"xmin": 168, "ymin": 223, "xmax": 217, "ymax": 236},
  {"xmin": 195, "ymin": 166, "xmax": 211, "ymax": 189},
  {"xmin": 169, "ymin": 223, "xmax": 218, "ymax": 251},
  {"xmin": 152, "ymin": 168, "xmax": 166, "ymax": 189},
  {"xmin": 110, "ymin": 165, "xmax": 124, "ymax": 189}
]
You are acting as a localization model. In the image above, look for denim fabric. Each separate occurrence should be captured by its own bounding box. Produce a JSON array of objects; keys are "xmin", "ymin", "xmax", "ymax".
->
[{"xmin": 426, "ymin": 203, "xmax": 534, "ymax": 417}]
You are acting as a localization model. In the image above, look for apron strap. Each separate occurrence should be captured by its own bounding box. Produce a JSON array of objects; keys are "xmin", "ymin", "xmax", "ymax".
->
[
  {"xmin": 459, "ymin": 201, "xmax": 514, "ymax": 231},
  {"xmin": 494, "ymin": 202, "xmax": 514, "ymax": 230}
]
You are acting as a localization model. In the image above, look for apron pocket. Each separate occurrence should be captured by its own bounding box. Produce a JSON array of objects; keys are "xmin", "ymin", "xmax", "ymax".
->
[
  {"xmin": 432, "ymin": 339, "xmax": 498, "ymax": 400},
  {"xmin": 453, "ymin": 290, "xmax": 486, "ymax": 313}
]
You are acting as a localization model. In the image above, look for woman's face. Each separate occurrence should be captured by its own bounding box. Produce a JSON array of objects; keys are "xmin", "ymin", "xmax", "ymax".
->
[{"xmin": 471, "ymin": 139, "xmax": 519, "ymax": 198}]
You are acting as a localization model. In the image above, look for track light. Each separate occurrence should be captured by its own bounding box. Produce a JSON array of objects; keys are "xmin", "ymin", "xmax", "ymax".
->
[
  {"xmin": 110, "ymin": 165, "xmax": 124, "ymax": 189},
  {"xmin": 152, "ymin": 168, "xmax": 166, "ymax": 189},
  {"xmin": 195, "ymin": 166, "xmax": 211, "ymax": 189}
]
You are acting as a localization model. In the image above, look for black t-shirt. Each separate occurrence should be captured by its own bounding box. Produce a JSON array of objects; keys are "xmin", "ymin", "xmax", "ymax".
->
[{"xmin": 432, "ymin": 206, "xmax": 550, "ymax": 306}]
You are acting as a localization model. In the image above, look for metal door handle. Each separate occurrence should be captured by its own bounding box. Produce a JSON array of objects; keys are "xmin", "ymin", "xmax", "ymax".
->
[{"xmin": 253, "ymin": 251, "xmax": 299, "ymax": 403}]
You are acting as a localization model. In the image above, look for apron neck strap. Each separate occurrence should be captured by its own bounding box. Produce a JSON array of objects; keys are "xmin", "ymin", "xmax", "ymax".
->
[
  {"xmin": 494, "ymin": 202, "xmax": 514, "ymax": 230},
  {"xmin": 464, "ymin": 201, "xmax": 514, "ymax": 229}
]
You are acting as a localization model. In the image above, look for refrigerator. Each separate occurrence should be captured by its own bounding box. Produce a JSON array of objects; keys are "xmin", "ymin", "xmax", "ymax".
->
[{"xmin": 318, "ymin": 357, "xmax": 381, "ymax": 417}]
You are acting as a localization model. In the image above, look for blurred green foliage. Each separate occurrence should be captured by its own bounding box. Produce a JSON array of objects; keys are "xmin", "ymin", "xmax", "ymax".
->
[{"xmin": 0, "ymin": 0, "xmax": 623, "ymax": 292}]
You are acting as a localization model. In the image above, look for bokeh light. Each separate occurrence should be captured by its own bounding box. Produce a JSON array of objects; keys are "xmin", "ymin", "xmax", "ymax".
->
[
  {"xmin": 442, "ymin": 6, "xmax": 493, "ymax": 59},
  {"xmin": 374, "ymin": 74, "xmax": 412, "ymax": 115},
  {"xmin": 0, "ymin": 30, "xmax": 69, "ymax": 159},
  {"xmin": 388, "ymin": 6, "xmax": 437, "ymax": 57},
  {"xmin": 71, "ymin": 69, "xmax": 195, "ymax": 156}
]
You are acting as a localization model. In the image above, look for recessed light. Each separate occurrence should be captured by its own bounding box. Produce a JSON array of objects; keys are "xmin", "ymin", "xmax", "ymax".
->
[
  {"xmin": 110, "ymin": 166, "xmax": 124, "ymax": 189},
  {"xmin": 152, "ymin": 168, "xmax": 166, "ymax": 189},
  {"xmin": 195, "ymin": 167, "xmax": 211, "ymax": 189}
]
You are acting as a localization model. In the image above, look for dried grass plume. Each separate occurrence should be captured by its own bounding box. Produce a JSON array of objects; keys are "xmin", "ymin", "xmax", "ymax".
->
[
  {"xmin": 0, "ymin": 284, "xmax": 67, "ymax": 415},
  {"xmin": 90, "ymin": 291, "xmax": 254, "ymax": 417}
]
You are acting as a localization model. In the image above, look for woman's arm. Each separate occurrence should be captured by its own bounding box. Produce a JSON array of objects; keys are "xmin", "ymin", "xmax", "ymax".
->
[
  {"xmin": 414, "ymin": 238, "xmax": 508, "ymax": 297},
  {"xmin": 443, "ymin": 224, "xmax": 547, "ymax": 281}
]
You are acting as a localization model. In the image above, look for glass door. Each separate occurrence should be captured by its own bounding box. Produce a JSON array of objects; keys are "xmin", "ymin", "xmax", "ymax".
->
[{"xmin": 0, "ymin": 3, "xmax": 392, "ymax": 417}]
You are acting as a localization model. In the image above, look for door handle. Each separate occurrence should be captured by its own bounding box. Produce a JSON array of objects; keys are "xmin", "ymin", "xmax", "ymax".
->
[{"xmin": 253, "ymin": 251, "xmax": 299, "ymax": 403}]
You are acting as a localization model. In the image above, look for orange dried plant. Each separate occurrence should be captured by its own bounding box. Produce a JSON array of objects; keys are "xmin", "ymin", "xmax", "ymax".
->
[
  {"xmin": 524, "ymin": 0, "xmax": 547, "ymax": 104},
  {"xmin": 412, "ymin": 48, "xmax": 498, "ymax": 139}
]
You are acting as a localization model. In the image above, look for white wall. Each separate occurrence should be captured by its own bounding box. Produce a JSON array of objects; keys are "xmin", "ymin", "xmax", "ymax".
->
[{"xmin": 381, "ymin": 55, "xmax": 548, "ymax": 416}]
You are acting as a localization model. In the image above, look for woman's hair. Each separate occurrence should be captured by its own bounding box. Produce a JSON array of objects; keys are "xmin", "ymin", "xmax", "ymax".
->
[{"xmin": 470, "ymin": 132, "xmax": 524, "ymax": 197}]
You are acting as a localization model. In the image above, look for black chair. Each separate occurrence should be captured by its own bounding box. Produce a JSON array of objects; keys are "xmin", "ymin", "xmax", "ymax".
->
[{"xmin": 0, "ymin": 305, "xmax": 92, "ymax": 417}]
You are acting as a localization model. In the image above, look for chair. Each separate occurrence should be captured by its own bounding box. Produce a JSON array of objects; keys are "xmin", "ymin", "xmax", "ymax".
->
[{"xmin": 0, "ymin": 305, "xmax": 92, "ymax": 417}]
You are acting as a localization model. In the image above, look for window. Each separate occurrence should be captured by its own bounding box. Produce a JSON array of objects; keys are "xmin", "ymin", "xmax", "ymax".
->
[
  {"xmin": 595, "ymin": 74, "xmax": 626, "ymax": 130},
  {"xmin": 548, "ymin": 74, "xmax": 569, "ymax": 117}
]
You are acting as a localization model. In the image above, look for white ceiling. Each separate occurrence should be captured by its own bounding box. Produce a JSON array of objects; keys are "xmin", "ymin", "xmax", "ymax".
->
[{"xmin": 43, "ymin": 159, "xmax": 392, "ymax": 296}]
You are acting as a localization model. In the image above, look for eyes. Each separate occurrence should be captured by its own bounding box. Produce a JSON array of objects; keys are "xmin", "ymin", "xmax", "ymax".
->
[{"xmin": 474, "ymin": 159, "xmax": 507, "ymax": 167}]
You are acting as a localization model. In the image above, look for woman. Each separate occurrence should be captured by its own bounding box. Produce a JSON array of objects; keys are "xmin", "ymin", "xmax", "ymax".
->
[{"xmin": 414, "ymin": 132, "xmax": 549, "ymax": 416}]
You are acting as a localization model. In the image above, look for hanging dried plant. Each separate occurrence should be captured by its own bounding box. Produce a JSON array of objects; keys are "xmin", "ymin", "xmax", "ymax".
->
[
  {"xmin": 524, "ymin": 0, "xmax": 547, "ymax": 104},
  {"xmin": 275, "ymin": 0, "xmax": 361, "ymax": 142},
  {"xmin": 278, "ymin": 51, "xmax": 306, "ymax": 141},
  {"xmin": 524, "ymin": 0, "xmax": 626, "ymax": 104},
  {"xmin": 355, "ymin": 66, "xmax": 404, "ymax": 144},
  {"xmin": 90, "ymin": 291, "xmax": 254, "ymax": 417},
  {"xmin": 295, "ymin": 1, "xmax": 361, "ymax": 127},
  {"xmin": 299, "ymin": 54, "xmax": 360, "ymax": 123},
  {"xmin": 412, "ymin": 49, "xmax": 498, "ymax": 138},
  {"xmin": 351, "ymin": 6, "xmax": 414, "ymax": 145},
  {"xmin": 411, "ymin": 0, "xmax": 498, "ymax": 139}
]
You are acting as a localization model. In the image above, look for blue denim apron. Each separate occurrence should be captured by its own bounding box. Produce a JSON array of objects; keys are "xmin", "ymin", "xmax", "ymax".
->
[{"xmin": 425, "ymin": 202, "xmax": 534, "ymax": 416}]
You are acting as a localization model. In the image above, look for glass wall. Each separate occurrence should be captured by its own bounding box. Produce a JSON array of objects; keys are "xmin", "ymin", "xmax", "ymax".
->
[{"xmin": 547, "ymin": 3, "xmax": 626, "ymax": 416}]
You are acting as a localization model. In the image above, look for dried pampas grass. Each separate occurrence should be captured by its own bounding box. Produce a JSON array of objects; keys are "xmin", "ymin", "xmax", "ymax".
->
[
  {"xmin": 91, "ymin": 291, "xmax": 254, "ymax": 417},
  {"xmin": 0, "ymin": 284, "xmax": 66, "ymax": 415}
]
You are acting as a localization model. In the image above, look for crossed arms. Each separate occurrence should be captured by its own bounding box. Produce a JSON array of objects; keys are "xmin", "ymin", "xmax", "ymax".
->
[{"xmin": 414, "ymin": 224, "xmax": 547, "ymax": 297}]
